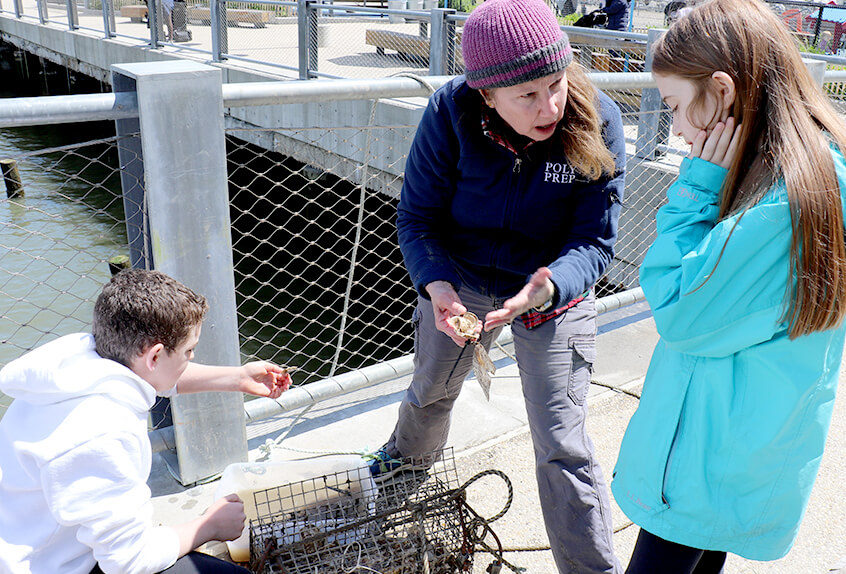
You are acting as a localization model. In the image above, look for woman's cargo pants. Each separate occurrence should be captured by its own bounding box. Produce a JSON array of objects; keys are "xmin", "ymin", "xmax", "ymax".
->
[{"xmin": 383, "ymin": 287, "xmax": 621, "ymax": 574}]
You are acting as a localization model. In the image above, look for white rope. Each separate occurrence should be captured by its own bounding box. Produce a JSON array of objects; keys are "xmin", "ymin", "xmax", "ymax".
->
[
  {"xmin": 330, "ymin": 72, "xmax": 436, "ymax": 378},
  {"xmin": 341, "ymin": 541, "xmax": 386, "ymax": 574}
]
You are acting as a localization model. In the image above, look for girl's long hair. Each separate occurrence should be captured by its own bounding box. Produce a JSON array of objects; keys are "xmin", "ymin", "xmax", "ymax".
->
[
  {"xmin": 652, "ymin": 0, "xmax": 846, "ymax": 338},
  {"xmin": 560, "ymin": 62, "xmax": 617, "ymax": 180}
]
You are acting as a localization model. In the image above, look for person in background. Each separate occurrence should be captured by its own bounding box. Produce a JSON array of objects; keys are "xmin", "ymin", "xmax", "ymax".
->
[
  {"xmin": 612, "ymin": 0, "xmax": 846, "ymax": 572},
  {"xmin": 600, "ymin": 0, "xmax": 630, "ymax": 31},
  {"xmin": 161, "ymin": 0, "xmax": 174, "ymax": 42},
  {"xmin": 0, "ymin": 269, "xmax": 292, "ymax": 574},
  {"xmin": 368, "ymin": 0, "xmax": 627, "ymax": 571}
]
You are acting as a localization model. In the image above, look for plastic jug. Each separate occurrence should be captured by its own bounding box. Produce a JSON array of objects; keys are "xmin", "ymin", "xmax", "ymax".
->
[{"xmin": 213, "ymin": 455, "xmax": 376, "ymax": 563}]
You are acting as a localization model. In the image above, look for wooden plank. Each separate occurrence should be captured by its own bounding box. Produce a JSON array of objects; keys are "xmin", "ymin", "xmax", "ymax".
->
[
  {"xmin": 365, "ymin": 29, "xmax": 430, "ymax": 59},
  {"xmin": 120, "ymin": 4, "xmax": 147, "ymax": 22},
  {"xmin": 189, "ymin": 6, "xmax": 272, "ymax": 28}
]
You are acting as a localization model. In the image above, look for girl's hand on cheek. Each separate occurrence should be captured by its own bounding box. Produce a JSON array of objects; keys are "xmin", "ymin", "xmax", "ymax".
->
[{"xmin": 689, "ymin": 116, "xmax": 742, "ymax": 169}]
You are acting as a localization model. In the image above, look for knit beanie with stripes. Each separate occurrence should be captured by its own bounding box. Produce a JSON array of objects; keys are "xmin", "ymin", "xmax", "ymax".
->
[{"xmin": 462, "ymin": 0, "xmax": 573, "ymax": 89}]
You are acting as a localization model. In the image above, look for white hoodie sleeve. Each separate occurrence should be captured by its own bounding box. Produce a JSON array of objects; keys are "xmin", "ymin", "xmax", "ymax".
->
[{"xmin": 41, "ymin": 432, "xmax": 180, "ymax": 574}]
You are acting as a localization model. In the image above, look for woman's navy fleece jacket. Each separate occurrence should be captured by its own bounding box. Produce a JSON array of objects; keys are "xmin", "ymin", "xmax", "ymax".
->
[{"xmin": 397, "ymin": 76, "xmax": 626, "ymax": 309}]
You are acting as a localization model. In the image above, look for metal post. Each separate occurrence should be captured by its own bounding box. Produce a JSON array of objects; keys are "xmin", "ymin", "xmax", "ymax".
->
[
  {"xmin": 417, "ymin": 0, "xmax": 427, "ymax": 38},
  {"xmin": 297, "ymin": 0, "xmax": 316, "ymax": 79},
  {"xmin": 628, "ymin": 0, "xmax": 635, "ymax": 32},
  {"xmin": 112, "ymin": 67, "xmax": 162, "ymax": 427},
  {"xmin": 805, "ymin": 58, "xmax": 827, "ymax": 86},
  {"xmin": 111, "ymin": 73, "xmax": 152, "ymax": 283},
  {"xmin": 308, "ymin": 1, "xmax": 318, "ymax": 74},
  {"xmin": 211, "ymin": 0, "xmax": 228, "ymax": 60},
  {"xmin": 444, "ymin": 9, "xmax": 457, "ymax": 75},
  {"xmin": 101, "ymin": 0, "xmax": 115, "ymax": 38},
  {"xmin": 66, "ymin": 0, "xmax": 79, "ymax": 30},
  {"xmin": 814, "ymin": 5, "xmax": 824, "ymax": 48},
  {"xmin": 108, "ymin": 0, "xmax": 117, "ymax": 35},
  {"xmin": 148, "ymin": 0, "xmax": 160, "ymax": 47},
  {"xmin": 111, "ymin": 61, "xmax": 247, "ymax": 486},
  {"xmin": 109, "ymin": 0, "xmax": 117, "ymax": 37},
  {"xmin": 36, "ymin": 0, "xmax": 48, "ymax": 24},
  {"xmin": 635, "ymin": 28, "xmax": 668, "ymax": 160},
  {"xmin": 297, "ymin": 0, "xmax": 308, "ymax": 79},
  {"xmin": 429, "ymin": 8, "xmax": 455, "ymax": 76},
  {"xmin": 13, "ymin": 0, "xmax": 21, "ymax": 18}
]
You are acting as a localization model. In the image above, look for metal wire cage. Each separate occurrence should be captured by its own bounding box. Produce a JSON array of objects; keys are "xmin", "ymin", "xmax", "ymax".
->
[{"xmin": 247, "ymin": 448, "xmax": 512, "ymax": 574}]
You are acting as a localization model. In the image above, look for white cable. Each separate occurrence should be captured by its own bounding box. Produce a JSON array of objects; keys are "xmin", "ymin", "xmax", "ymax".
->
[{"xmin": 341, "ymin": 541, "xmax": 386, "ymax": 574}]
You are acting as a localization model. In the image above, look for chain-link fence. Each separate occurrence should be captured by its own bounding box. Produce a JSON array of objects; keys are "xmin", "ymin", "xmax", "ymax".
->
[
  {"xmin": 825, "ymin": 73, "xmax": 846, "ymax": 114},
  {"xmin": 4, "ymin": 0, "xmax": 844, "ymax": 84},
  {"xmin": 0, "ymin": 130, "xmax": 140, "ymax": 419},
  {"xmin": 0, "ymin": 82, "xmax": 668, "ymax": 425},
  {"xmin": 765, "ymin": 0, "xmax": 846, "ymax": 54},
  {"xmin": 220, "ymin": 92, "xmax": 682, "ymax": 385},
  {"xmin": 2, "ymin": 70, "xmax": 845, "ymax": 436},
  {"xmin": 225, "ymin": 124, "xmax": 415, "ymax": 385},
  {"xmin": 263, "ymin": 6, "xmax": 651, "ymax": 80}
]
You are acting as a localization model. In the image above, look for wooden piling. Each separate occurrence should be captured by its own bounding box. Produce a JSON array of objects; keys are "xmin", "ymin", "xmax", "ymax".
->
[
  {"xmin": 1, "ymin": 159, "xmax": 24, "ymax": 198},
  {"xmin": 108, "ymin": 255, "xmax": 130, "ymax": 276}
]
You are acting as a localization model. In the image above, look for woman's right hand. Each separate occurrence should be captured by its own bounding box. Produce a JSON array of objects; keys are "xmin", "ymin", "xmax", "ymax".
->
[
  {"xmin": 424, "ymin": 281, "xmax": 478, "ymax": 347},
  {"xmin": 689, "ymin": 116, "xmax": 742, "ymax": 169}
]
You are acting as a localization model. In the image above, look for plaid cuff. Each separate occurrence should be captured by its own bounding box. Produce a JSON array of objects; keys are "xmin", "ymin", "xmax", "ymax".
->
[{"xmin": 520, "ymin": 291, "xmax": 588, "ymax": 330}]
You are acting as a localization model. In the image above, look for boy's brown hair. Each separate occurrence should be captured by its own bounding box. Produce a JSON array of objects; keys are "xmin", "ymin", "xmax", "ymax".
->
[{"xmin": 92, "ymin": 269, "xmax": 208, "ymax": 367}]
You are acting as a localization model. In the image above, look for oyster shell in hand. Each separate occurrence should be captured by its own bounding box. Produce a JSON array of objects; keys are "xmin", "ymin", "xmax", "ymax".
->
[{"xmin": 447, "ymin": 312, "xmax": 480, "ymax": 341}]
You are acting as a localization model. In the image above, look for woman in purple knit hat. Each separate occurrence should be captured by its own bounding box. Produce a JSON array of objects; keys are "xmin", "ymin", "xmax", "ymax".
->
[{"xmin": 370, "ymin": 0, "xmax": 626, "ymax": 571}]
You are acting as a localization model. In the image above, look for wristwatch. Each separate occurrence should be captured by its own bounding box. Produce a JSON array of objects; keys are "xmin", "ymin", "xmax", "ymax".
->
[{"xmin": 533, "ymin": 294, "xmax": 555, "ymax": 313}]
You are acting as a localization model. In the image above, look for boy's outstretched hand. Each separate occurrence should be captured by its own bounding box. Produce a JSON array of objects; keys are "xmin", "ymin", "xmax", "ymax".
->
[{"xmin": 240, "ymin": 362, "xmax": 292, "ymax": 398}]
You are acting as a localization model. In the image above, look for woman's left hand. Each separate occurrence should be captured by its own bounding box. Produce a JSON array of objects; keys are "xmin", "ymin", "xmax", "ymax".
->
[
  {"xmin": 484, "ymin": 267, "xmax": 555, "ymax": 331},
  {"xmin": 240, "ymin": 361, "xmax": 292, "ymax": 398},
  {"xmin": 689, "ymin": 116, "xmax": 742, "ymax": 170}
]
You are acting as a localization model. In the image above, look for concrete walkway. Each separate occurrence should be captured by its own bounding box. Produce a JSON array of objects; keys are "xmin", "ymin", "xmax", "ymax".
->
[{"xmin": 149, "ymin": 300, "xmax": 846, "ymax": 573}]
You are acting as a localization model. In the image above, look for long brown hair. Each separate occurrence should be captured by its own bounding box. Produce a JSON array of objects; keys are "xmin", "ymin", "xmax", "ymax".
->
[
  {"xmin": 652, "ymin": 0, "xmax": 846, "ymax": 338},
  {"xmin": 560, "ymin": 62, "xmax": 618, "ymax": 180}
]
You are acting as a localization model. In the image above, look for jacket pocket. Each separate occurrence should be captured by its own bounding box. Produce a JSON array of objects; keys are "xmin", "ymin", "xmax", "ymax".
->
[
  {"xmin": 614, "ymin": 344, "xmax": 695, "ymax": 513},
  {"xmin": 659, "ymin": 417, "xmax": 682, "ymax": 508},
  {"xmin": 568, "ymin": 335, "xmax": 596, "ymax": 406}
]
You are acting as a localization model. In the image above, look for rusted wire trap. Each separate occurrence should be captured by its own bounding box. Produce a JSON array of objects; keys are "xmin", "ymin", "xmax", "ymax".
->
[{"xmin": 247, "ymin": 448, "xmax": 523, "ymax": 574}]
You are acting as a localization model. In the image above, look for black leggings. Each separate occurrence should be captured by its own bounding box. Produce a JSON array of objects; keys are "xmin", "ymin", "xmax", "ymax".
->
[
  {"xmin": 626, "ymin": 528, "xmax": 728, "ymax": 574},
  {"xmin": 91, "ymin": 551, "xmax": 250, "ymax": 574}
]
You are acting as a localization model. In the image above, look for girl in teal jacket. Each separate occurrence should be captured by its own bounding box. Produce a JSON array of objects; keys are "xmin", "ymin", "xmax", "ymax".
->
[{"xmin": 612, "ymin": 1, "xmax": 846, "ymax": 572}]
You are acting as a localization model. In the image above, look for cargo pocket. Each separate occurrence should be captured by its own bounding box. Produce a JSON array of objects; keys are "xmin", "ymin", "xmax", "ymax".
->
[{"xmin": 568, "ymin": 335, "xmax": 595, "ymax": 405}]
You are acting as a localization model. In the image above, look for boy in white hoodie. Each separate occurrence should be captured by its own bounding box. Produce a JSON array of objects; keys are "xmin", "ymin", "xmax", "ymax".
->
[{"xmin": 0, "ymin": 269, "xmax": 292, "ymax": 574}]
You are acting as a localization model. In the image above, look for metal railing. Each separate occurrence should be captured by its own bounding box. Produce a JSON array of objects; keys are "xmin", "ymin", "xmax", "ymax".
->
[
  {"xmin": 0, "ymin": 0, "xmax": 650, "ymax": 78},
  {"xmin": 4, "ymin": 0, "xmax": 846, "ymax": 84},
  {"xmin": 2, "ymin": 60, "xmax": 845, "ymax": 482}
]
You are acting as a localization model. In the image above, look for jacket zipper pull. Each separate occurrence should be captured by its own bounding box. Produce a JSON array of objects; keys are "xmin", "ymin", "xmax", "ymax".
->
[{"xmin": 513, "ymin": 157, "xmax": 522, "ymax": 173}]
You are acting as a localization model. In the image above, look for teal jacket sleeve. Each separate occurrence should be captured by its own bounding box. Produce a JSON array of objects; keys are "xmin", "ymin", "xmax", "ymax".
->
[{"xmin": 640, "ymin": 157, "xmax": 792, "ymax": 358}]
